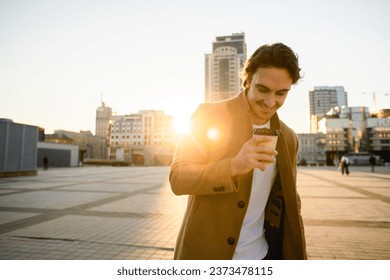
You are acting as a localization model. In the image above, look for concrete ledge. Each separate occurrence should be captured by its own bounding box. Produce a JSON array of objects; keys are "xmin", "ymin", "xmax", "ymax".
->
[
  {"xmin": 84, "ymin": 160, "xmax": 132, "ymax": 166},
  {"xmin": 0, "ymin": 170, "xmax": 38, "ymax": 177}
]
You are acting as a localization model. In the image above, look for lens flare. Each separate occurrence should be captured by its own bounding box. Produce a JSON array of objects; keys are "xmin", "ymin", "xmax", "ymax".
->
[{"xmin": 207, "ymin": 127, "xmax": 220, "ymax": 140}]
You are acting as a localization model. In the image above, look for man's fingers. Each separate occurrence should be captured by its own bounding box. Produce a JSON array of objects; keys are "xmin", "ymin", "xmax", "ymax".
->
[
  {"xmin": 251, "ymin": 160, "xmax": 270, "ymax": 171},
  {"xmin": 249, "ymin": 135, "xmax": 272, "ymax": 144},
  {"xmin": 253, "ymin": 145, "xmax": 278, "ymax": 156},
  {"xmin": 252, "ymin": 134, "xmax": 274, "ymax": 143},
  {"xmin": 251, "ymin": 153, "xmax": 275, "ymax": 164}
]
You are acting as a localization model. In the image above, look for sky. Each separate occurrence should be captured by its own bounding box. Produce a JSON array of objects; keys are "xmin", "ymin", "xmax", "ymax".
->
[{"xmin": 1, "ymin": 0, "xmax": 389, "ymax": 134}]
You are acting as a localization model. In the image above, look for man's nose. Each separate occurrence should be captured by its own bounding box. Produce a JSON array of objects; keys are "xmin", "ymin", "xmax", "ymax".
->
[{"xmin": 263, "ymin": 94, "xmax": 276, "ymax": 108}]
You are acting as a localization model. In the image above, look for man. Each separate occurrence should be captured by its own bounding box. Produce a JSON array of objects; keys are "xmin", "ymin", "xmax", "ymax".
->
[
  {"xmin": 369, "ymin": 155, "xmax": 376, "ymax": 172},
  {"xmin": 340, "ymin": 155, "xmax": 350, "ymax": 175},
  {"xmin": 43, "ymin": 155, "xmax": 49, "ymax": 171},
  {"xmin": 169, "ymin": 43, "xmax": 307, "ymax": 260}
]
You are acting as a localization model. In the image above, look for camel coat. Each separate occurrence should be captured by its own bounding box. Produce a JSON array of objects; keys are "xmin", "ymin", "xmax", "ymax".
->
[{"xmin": 169, "ymin": 91, "xmax": 307, "ymax": 260}]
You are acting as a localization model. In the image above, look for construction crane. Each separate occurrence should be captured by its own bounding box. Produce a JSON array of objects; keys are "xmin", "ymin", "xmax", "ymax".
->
[{"xmin": 361, "ymin": 91, "xmax": 389, "ymax": 112}]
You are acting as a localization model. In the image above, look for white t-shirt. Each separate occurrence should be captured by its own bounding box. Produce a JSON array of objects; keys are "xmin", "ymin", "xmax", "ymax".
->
[{"xmin": 232, "ymin": 121, "xmax": 278, "ymax": 260}]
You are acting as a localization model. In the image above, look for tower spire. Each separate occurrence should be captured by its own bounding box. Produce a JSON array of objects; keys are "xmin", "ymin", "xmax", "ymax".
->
[{"xmin": 100, "ymin": 93, "xmax": 105, "ymax": 107}]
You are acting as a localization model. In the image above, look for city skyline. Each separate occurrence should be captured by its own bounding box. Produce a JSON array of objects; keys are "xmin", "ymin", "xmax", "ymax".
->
[{"xmin": 1, "ymin": 0, "xmax": 389, "ymax": 134}]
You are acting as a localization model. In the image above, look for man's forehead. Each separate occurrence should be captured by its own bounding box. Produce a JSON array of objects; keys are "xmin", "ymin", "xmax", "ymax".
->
[{"xmin": 251, "ymin": 67, "xmax": 292, "ymax": 84}]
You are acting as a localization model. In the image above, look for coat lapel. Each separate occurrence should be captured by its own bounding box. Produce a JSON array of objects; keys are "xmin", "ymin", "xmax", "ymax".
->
[
  {"xmin": 275, "ymin": 128, "xmax": 306, "ymax": 259},
  {"xmin": 276, "ymin": 131, "xmax": 298, "ymax": 216}
]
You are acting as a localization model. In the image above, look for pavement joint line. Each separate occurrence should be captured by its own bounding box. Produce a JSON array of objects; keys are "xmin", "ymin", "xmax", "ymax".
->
[
  {"xmin": 299, "ymin": 171, "xmax": 390, "ymax": 204},
  {"xmin": 0, "ymin": 177, "xmax": 165, "ymax": 197},
  {"xmin": 344, "ymin": 172, "xmax": 390, "ymax": 181},
  {"xmin": 67, "ymin": 184, "xmax": 162, "ymax": 210},
  {"xmin": 10, "ymin": 235, "xmax": 175, "ymax": 252},
  {"xmin": 0, "ymin": 184, "xmax": 162, "ymax": 235},
  {"xmin": 304, "ymin": 219, "xmax": 390, "ymax": 229},
  {"xmin": 298, "ymin": 166, "xmax": 390, "ymax": 178},
  {"xmin": 0, "ymin": 206, "xmax": 160, "ymax": 219},
  {"xmin": 302, "ymin": 196, "xmax": 371, "ymax": 200},
  {"xmin": 0, "ymin": 186, "xmax": 159, "ymax": 196}
]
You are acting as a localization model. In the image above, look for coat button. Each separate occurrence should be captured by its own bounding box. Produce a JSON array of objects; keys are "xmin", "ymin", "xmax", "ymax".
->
[
  {"xmin": 227, "ymin": 237, "xmax": 235, "ymax": 245},
  {"xmin": 237, "ymin": 201, "xmax": 245, "ymax": 208}
]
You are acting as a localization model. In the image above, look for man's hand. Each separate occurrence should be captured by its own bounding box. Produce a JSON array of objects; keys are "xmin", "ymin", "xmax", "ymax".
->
[{"xmin": 230, "ymin": 135, "xmax": 278, "ymax": 177}]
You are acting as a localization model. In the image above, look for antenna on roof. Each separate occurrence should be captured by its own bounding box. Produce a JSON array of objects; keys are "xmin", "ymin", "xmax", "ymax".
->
[{"xmin": 100, "ymin": 93, "xmax": 105, "ymax": 107}]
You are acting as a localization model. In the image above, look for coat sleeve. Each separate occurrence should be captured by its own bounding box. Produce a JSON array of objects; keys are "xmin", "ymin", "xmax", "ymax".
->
[{"xmin": 169, "ymin": 104, "xmax": 238, "ymax": 196}]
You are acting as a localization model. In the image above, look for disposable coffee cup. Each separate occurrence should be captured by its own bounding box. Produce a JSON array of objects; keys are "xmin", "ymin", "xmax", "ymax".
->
[{"xmin": 253, "ymin": 128, "xmax": 280, "ymax": 166}]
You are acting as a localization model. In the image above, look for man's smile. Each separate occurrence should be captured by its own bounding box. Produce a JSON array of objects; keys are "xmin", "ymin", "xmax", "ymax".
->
[{"xmin": 256, "ymin": 101, "xmax": 278, "ymax": 111}]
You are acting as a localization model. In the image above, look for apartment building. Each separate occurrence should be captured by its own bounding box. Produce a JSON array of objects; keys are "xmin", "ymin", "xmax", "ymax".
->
[
  {"xmin": 108, "ymin": 110, "xmax": 175, "ymax": 165},
  {"xmin": 205, "ymin": 32, "xmax": 247, "ymax": 102},
  {"xmin": 309, "ymin": 86, "xmax": 348, "ymax": 132}
]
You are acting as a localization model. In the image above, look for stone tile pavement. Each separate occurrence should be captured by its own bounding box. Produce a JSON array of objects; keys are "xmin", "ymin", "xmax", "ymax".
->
[
  {"xmin": 0, "ymin": 165, "xmax": 389, "ymax": 260},
  {"xmin": 299, "ymin": 165, "xmax": 390, "ymax": 260}
]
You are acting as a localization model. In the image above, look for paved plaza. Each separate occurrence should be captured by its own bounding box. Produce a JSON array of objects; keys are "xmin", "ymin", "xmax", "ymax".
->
[{"xmin": 0, "ymin": 165, "xmax": 389, "ymax": 260}]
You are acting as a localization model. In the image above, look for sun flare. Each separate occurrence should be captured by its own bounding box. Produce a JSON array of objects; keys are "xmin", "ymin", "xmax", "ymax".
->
[
  {"xmin": 207, "ymin": 127, "xmax": 220, "ymax": 140},
  {"xmin": 174, "ymin": 118, "xmax": 191, "ymax": 134},
  {"xmin": 155, "ymin": 94, "xmax": 201, "ymax": 135}
]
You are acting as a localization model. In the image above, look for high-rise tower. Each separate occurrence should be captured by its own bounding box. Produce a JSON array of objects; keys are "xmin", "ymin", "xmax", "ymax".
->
[
  {"xmin": 309, "ymin": 86, "xmax": 348, "ymax": 132},
  {"xmin": 205, "ymin": 32, "xmax": 247, "ymax": 102},
  {"xmin": 95, "ymin": 101, "xmax": 112, "ymax": 138},
  {"xmin": 95, "ymin": 101, "xmax": 112, "ymax": 159}
]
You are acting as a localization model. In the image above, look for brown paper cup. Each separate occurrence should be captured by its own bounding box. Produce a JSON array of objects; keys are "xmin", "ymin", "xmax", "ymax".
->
[
  {"xmin": 263, "ymin": 135, "xmax": 278, "ymax": 150},
  {"xmin": 262, "ymin": 135, "xmax": 278, "ymax": 166}
]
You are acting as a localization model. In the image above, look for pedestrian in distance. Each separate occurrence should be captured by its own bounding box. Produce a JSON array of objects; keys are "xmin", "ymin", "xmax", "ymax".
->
[
  {"xmin": 340, "ymin": 155, "xmax": 350, "ymax": 175},
  {"xmin": 369, "ymin": 155, "xmax": 376, "ymax": 172},
  {"xmin": 170, "ymin": 43, "xmax": 307, "ymax": 260},
  {"xmin": 43, "ymin": 155, "xmax": 49, "ymax": 171},
  {"xmin": 333, "ymin": 157, "xmax": 339, "ymax": 170}
]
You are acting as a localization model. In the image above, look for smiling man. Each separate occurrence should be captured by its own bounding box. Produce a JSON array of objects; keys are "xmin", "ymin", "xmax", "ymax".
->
[{"xmin": 170, "ymin": 43, "xmax": 307, "ymax": 260}]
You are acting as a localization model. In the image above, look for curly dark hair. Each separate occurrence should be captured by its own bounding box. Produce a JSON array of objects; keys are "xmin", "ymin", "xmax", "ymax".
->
[{"xmin": 241, "ymin": 43, "xmax": 302, "ymax": 89}]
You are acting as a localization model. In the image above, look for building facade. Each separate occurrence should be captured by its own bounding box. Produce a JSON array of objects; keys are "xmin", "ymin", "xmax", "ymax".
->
[
  {"xmin": 95, "ymin": 101, "xmax": 112, "ymax": 158},
  {"xmin": 366, "ymin": 117, "xmax": 390, "ymax": 162},
  {"xmin": 378, "ymin": 109, "xmax": 390, "ymax": 118},
  {"xmin": 108, "ymin": 110, "xmax": 175, "ymax": 165},
  {"xmin": 48, "ymin": 130, "xmax": 106, "ymax": 161},
  {"xmin": 315, "ymin": 106, "xmax": 390, "ymax": 165},
  {"xmin": 95, "ymin": 101, "xmax": 112, "ymax": 138},
  {"xmin": 37, "ymin": 141, "xmax": 79, "ymax": 168},
  {"xmin": 318, "ymin": 117, "xmax": 352, "ymax": 165},
  {"xmin": 0, "ymin": 119, "xmax": 39, "ymax": 176},
  {"xmin": 297, "ymin": 133, "xmax": 326, "ymax": 165},
  {"xmin": 309, "ymin": 86, "xmax": 348, "ymax": 132},
  {"xmin": 205, "ymin": 32, "xmax": 247, "ymax": 102}
]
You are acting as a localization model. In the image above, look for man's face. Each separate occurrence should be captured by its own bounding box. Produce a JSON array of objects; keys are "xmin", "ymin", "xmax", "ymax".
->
[{"xmin": 246, "ymin": 67, "xmax": 292, "ymax": 125}]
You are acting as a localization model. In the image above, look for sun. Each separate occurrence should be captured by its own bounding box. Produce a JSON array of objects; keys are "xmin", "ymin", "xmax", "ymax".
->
[
  {"xmin": 161, "ymin": 99, "xmax": 197, "ymax": 135},
  {"xmin": 153, "ymin": 94, "xmax": 201, "ymax": 135},
  {"xmin": 173, "ymin": 117, "xmax": 191, "ymax": 135}
]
